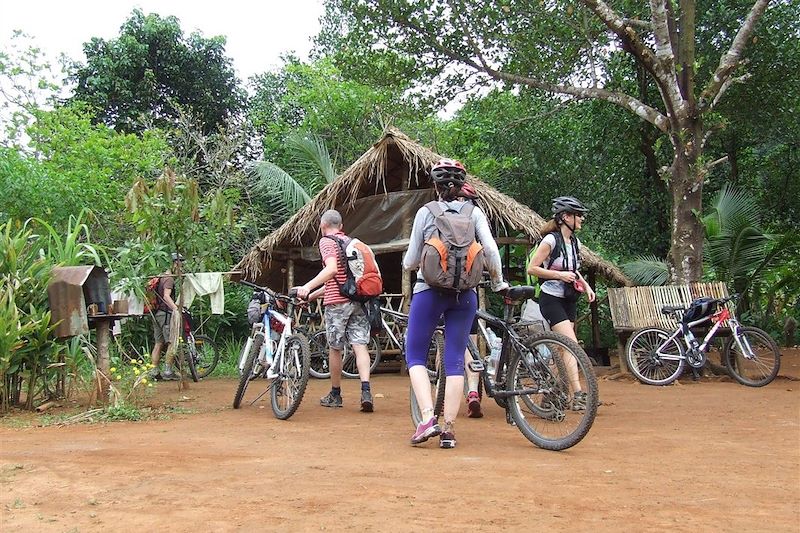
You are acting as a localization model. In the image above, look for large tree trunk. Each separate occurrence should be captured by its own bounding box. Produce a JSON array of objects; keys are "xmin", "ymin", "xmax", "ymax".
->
[{"xmin": 667, "ymin": 120, "xmax": 704, "ymax": 283}]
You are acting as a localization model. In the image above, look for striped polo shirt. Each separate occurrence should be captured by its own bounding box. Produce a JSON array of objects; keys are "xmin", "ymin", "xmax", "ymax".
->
[{"xmin": 320, "ymin": 232, "xmax": 349, "ymax": 306}]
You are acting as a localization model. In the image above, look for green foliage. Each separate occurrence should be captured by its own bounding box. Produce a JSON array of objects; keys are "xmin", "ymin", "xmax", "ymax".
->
[
  {"xmin": 0, "ymin": 31, "xmax": 63, "ymax": 146},
  {"xmin": 249, "ymin": 161, "xmax": 312, "ymax": 215},
  {"xmin": 621, "ymin": 256, "xmax": 671, "ymax": 287},
  {"xmin": 424, "ymin": 89, "xmax": 671, "ymax": 259},
  {"xmin": 69, "ymin": 9, "xmax": 245, "ymax": 134},
  {"xmin": 31, "ymin": 209, "xmax": 106, "ymax": 267},
  {"xmin": 115, "ymin": 170, "xmax": 242, "ymax": 299},
  {"xmin": 248, "ymin": 57, "xmax": 423, "ymax": 167},
  {"xmin": 702, "ymin": 185, "xmax": 774, "ymax": 293},
  {"xmin": 1, "ymin": 103, "xmax": 173, "ymax": 244},
  {"xmin": 0, "ymin": 220, "xmax": 55, "ymax": 411}
]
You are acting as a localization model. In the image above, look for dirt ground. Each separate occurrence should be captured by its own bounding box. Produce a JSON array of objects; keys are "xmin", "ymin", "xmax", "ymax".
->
[{"xmin": 2, "ymin": 350, "xmax": 799, "ymax": 532}]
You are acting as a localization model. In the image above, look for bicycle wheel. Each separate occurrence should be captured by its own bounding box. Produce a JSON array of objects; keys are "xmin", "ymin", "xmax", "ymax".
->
[
  {"xmin": 409, "ymin": 355, "xmax": 446, "ymax": 427},
  {"xmin": 233, "ymin": 334, "xmax": 263, "ymax": 409},
  {"xmin": 626, "ymin": 327, "xmax": 685, "ymax": 386},
  {"xmin": 271, "ymin": 333, "xmax": 311, "ymax": 420},
  {"xmin": 723, "ymin": 327, "xmax": 780, "ymax": 387},
  {"xmin": 425, "ymin": 329, "xmax": 444, "ymax": 379},
  {"xmin": 177, "ymin": 337, "xmax": 199, "ymax": 383},
  {"xmin": 341, "ymin": 336, "xmax": 382, "ymax": 378},
  {"xmin": 506, "ymin": 331, "xmax": 598, "ymax": 451},
  {"xmin": 308, "ymin": 330, "xmax": 331, "ymax": 379},
  {"xmin": 192, "ymin": 334, "xmax": 219, "ymax": 379}
]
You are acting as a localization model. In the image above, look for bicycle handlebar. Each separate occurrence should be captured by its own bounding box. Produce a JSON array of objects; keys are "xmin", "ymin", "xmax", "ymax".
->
[{"xmin": 238, "ymin": 280, "xmax": 306, "ymax": 304}]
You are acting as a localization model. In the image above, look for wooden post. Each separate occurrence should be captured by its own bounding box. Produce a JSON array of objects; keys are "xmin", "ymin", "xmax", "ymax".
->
[
  {"xmin": 287, "ymin": 258, "xmax": 295, "ymax": 290},
  {"xmin": 95, "ymin": 321, "xmax": 111, "ymax": 403},
  {"xmin": 617, "ymin": 332, "xmax": 630, "ymax": 374},
  {"xmin": 589, "ymin": 268, "xmax": 601, "ymax": 358},
  {"xmin": 399, "ymin": 166, "xmax": 412, "ymax": 375}
]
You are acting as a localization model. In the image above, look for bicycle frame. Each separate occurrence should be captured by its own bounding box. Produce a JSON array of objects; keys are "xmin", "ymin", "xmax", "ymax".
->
[
  {"xmin": 237, "ymin": 291, "xmax": 300, "ymax": 381},
  {"xmin": 653, "ymin": 306, "xmax": 755, "ymax": 363}
]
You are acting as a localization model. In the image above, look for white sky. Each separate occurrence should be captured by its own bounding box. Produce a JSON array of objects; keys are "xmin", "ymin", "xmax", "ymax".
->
[{"xmin": 1, "ymin": 0, "xmax": 325, "ymax": 82}]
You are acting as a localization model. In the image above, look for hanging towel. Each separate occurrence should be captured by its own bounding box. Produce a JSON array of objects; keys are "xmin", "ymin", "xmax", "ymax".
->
[{"xmin": 182, "ymin": 273, "xmax": 225, "ymax": 314}]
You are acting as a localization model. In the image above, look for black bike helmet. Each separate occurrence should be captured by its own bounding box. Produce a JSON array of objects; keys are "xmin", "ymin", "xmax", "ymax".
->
[
  {"xmin": 682, "ymin": 297, "xmax": 718, "ymax": 324},
  {"xmin": 430, "ymin": 158, "xmax": 467, "ymax": 188},
  {"xmin": 551, "ymin": 196, "xmax": 589, "ymax": 216}
]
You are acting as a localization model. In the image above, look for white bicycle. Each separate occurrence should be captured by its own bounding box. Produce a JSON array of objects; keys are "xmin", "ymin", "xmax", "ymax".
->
[{"xmin": 233, "ymin": 281, "xmax": 311, "ymax": 419}]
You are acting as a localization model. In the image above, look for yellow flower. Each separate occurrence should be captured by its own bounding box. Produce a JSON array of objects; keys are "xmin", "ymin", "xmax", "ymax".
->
[
  {"xmin": 137, "ymin": 359, "xmax": 143, "ymax": 364},
  {"xmin": 147, "ymin": 383, "xmax": 153, "ymax": 388},
  {"xmin": 141, "ymin": 378, "xmax": 148, "ymax": 385},
  {"xmin": 133, "ymin": 368, "xmax": 140, "ymax": 375},
  {"xmin": 110, "ymin": 367, "xmax": 117, "ymax": 373},
  {"xmin": 116, "ymin": 375, "xmax": 122, "ymax": 380}
]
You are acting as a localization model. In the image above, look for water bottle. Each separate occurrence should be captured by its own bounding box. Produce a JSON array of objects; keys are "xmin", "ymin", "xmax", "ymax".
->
[{"xmin": 486, "ymin": 329, "xmax": 502, "ymax": 378}]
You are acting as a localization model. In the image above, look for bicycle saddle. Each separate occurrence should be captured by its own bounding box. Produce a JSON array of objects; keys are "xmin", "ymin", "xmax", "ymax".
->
[
  {"xmin": 506, "ymin": 286, "xmax": 537, "ymax": 302},
  {"xmin": 661, "ymin": 305, "xmax": 685, "ymax": 315}
]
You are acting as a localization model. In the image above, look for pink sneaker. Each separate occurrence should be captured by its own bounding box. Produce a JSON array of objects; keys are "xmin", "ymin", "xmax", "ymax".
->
[
  {"xmin": 410, "ymin": 416, "xmax": 441, "ymax": 445},
  {"xmin": 467, "ymin": 391, "xmax": 483, "ymax": 418}
]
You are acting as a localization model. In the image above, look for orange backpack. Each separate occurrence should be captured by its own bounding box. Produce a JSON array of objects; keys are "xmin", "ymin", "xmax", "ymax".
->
[
  {"xmin": 323, "ymin": 236, "xmax": 383, "ymax": 302},
  {"xmin": 143, "ymin": 276, "xmax": 162, "ymax": 314}
]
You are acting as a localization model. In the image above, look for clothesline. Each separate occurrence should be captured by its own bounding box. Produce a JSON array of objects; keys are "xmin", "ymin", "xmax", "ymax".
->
[{"xmin": 124, "ymin": 270, "xmax": 243, "ymax": 279}]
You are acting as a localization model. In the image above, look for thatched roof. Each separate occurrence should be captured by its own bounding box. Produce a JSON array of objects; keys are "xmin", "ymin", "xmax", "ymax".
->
[{"xmin": 235, "ymin": 127, "xmax": 630, "ymax": 288}]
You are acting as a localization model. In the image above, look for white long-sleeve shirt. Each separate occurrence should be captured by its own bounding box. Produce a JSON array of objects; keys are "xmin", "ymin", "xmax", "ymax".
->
[{"xmin": 403, "ymin": 200, "xmax": 505, "ymax": 294}]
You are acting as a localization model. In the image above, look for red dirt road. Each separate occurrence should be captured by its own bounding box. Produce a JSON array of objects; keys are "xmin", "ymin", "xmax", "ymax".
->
[{"xmin": 2, "ymin": 352, "xmax": 799, "ymax": 532}]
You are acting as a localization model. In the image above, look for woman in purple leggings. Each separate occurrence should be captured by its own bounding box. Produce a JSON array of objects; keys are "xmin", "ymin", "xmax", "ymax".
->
[{"xmin": 403, "ymin": 159, "xmax": 507, "ymax": 449}]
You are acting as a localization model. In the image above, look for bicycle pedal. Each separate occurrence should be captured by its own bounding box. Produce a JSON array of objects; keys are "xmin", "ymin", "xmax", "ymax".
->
[{"xmin": 468, "ymin": 360, "xmax": 485, "ymax": 372}]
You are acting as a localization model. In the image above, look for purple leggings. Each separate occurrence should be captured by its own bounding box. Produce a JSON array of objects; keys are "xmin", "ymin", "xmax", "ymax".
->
[{"xmin": 405, "ymin": 289, "xmax": 477, "ymax": 376}]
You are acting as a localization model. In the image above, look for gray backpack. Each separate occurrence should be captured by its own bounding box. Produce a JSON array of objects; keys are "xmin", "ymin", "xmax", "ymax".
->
[{"xmin": 419, "ymin": 201, "xmax": 485, "ymax": 292}]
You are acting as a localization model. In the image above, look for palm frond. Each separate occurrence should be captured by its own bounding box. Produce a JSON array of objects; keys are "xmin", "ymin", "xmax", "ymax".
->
[
  {"xmin": 703, "ymin": 184, "xmax": 760, "ymax": 238},
  {"xmin": 247, "ymin": 161, "xmax": 312, "ymax": 213},
  {"xmin": 286, "ymin": 132, "xmax": 337, "ymax": 186},
  {"xmin": 621, "ymin": 255, "xmax": 670, "ymax": 286}
]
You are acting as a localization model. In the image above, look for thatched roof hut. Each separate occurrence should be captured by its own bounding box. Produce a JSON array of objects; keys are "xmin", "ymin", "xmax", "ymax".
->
[{"xmin": 235, "ymin": 127, "xmax": 630, "ymax": 295}]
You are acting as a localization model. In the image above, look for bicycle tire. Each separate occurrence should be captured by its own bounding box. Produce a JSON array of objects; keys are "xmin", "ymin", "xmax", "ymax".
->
[
  {"xmin": 233, "ymin": 334, "xmax": 263, "ymax": 409},
  {"xmin": 517, "ymin": 334, "xmax": 568, "ymax": 418},
  {"xmin": 626, "ymin": 327, "xmax": 685, "ymax": 386},
  {"xmin": 182, "ymin": 336, "xmax": 200, "ymax": 383},
  {"xmin": 192, "ymin": 334, "xmax": 219, "ymax": 379},
  {"xmin": 271, "ymin": 333, "xmax": 311, "ymax": 420},
  {"xmin": 409, "ymin": 355, "xmax": 446, "ymax": 427},
  {"xmin": 506, "ymin": 331, "xmax": 598, "ymax": 451},
  {"xmin": 426, "ymin": 330, "xmax": 444, "ymax": 379},
  {"xmin": 308, "ymin": 330, "xmax": 331, "ymax": 379},
  {"xmin": 341, "ymin": 336, "xmax": 381, "ymax": 379},
  {"xmin": 723, "ymin": 326, "xmax": 780, "ymax": 387}
]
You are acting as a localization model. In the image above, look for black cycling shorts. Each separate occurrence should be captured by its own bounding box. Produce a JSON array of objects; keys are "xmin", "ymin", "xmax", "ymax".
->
[{"xmin": 539, "ymin": 292, "xmax": 578, "ymax": 327}]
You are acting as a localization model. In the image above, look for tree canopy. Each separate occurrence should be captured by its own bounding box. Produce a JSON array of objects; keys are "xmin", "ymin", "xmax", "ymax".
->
[{"xmin": 70, "ymin": 9, "xmax": 245, "ymax": 134}]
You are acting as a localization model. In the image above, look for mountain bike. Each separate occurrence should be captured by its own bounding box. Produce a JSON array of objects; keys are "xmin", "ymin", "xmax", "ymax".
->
[
  {"xmin": 174, "ymin": 309, "xmax": 219, "ymax": 381},
  {"xmin": 307, "ymin": 330, "xmax": 382, "ymax": 379},
  {"xmin": 232, "ymin": 281, "xmax": 311, "ymax": 420},
  {"xmin": 409, "ymin": 285, "xmax": 598, "ymax": 451},
  {"xmin": 380, "ymin": 307, "xmax": 443, "ymax": 379},
  {"xmin": 625, "ymin": 294, "xmax": 780, "ymax": 387}
]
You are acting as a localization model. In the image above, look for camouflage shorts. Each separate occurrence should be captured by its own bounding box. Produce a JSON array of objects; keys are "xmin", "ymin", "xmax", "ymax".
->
[{"xmin": 324, "ymin": 302, "xmax": 370, "ymax": 350}]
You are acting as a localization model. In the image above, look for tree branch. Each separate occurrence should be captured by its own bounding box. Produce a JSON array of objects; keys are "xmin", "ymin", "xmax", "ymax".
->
[
  {"xmin": 711, "ymin": 72, "xmax": 752, "ymax": 111},
  {"xmin": 622, "ymin": 18, "xmax": 652, "ymax": 29},
  {"xmin": 699, "ymin": 0, "xmax": 771, "ymax": 112},
  {"xmin": 649, "ymin": 0, "xmax": 683, "ymax": 106},
  {"xmin": 581, "ymin": 0, "xmax": 681, "ymax": 122},
  {"xmin": 395, "ymin": 13, "xmax": 671, "ymax": 132},
  {"xmin": 473, "ymin": 61, "xmax": 670, "ymax": 132}
]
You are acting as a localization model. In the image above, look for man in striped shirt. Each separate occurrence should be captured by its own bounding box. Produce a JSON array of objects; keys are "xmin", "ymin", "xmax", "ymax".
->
[{"xmin": 296, "ymin": 210, "xmax": 374, "ymax": 412}]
